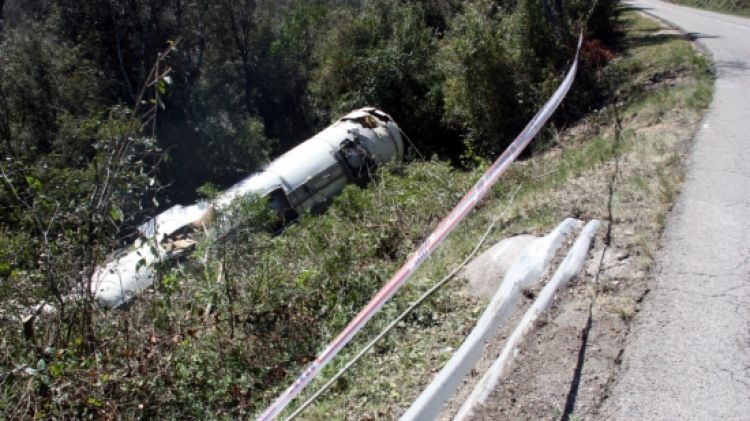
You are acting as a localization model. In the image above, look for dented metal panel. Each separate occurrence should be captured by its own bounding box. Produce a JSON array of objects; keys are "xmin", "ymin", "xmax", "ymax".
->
[
  {"xmin": 138, "ymin": 202, "xmax": 211, "ymax": 241},
  {"xmin": 265, "ymin": 137, "xmax": 339, "ymax": 194},
  {"xmin": 213, "ymin": 170, "xmax": 284, "ymax": 210},
  {"xmin": 285, "ymin": 162, "xmax": 348, "ymax": 210}
]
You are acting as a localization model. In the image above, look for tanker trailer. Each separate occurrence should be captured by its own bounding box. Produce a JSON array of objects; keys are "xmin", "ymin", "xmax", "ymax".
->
[{"xmin": 92, "ymin": 107, "xmax": 404, "ymax": 306}]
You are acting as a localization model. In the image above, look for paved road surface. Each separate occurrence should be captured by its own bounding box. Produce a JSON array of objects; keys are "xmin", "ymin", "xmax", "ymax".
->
[{"xmin": 599, "ymin": 1, "xmax": 750, "ymax": 419}]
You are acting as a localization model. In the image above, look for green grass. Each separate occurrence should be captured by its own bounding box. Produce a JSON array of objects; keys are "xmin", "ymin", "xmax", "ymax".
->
[
  {"xmin": 667, "ymin": 0, "xmax": 750, "ymax": 17},
  {"xmin": 0, "ymin": 10, "xmax": 715, "ymax": 421},
  {"xmin": 295, "ymin": 11, "xmax": 715, "ymax": 419}
]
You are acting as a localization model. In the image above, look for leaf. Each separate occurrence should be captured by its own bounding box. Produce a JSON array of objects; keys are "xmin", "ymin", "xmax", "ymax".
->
[
  {"xmin": 24, "ymin": 175, "xmax": 42, "ymax": 191},
  {"xmin": 157, "ymin": 79, "xmax": 167, "ymax": 95},
  {"xmin": 86, "ymin": 396, "xmax": 103, "ymax": 408},
  {"xmin": 0, "ymin": 262, "xmax": 11, "ymax": 277},
  {"xmin": 48, "ymin": 362, "xmax": 64, "ymax": 378},
  {"xmin": 109, "ymin": 206, "xmax": 123, "ymax": 222}
]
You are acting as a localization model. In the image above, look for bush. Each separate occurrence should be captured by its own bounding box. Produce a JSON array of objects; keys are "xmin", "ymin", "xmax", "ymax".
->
[
  {"xmin": 439, "ymin": 0, "xmax": 566, "ymax": 155},
  {"xmin": 310, "ymin": 0, "xmax": 462, "ymax": 158},
  {"xmin": 0, "ymin": 0, "xmax": 624, "ymax": 417}
]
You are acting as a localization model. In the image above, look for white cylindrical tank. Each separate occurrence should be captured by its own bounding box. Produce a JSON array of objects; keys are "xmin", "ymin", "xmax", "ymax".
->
[
  {"xmin": 216, "ymin": 107, "xmax": 403, "ymax": 216},
  {"xmin": 93, "ymin": 107, "xmax": 404, "ymax": 306}
]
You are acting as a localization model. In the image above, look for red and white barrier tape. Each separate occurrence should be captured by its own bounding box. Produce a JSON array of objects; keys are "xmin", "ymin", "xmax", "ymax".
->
[{"xmin": 258, "ymin": 33, "xmax": 583, "ymax": 420}]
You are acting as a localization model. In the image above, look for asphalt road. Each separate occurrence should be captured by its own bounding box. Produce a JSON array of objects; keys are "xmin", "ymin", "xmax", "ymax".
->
[{"xmin": 598, "ymin": 1, "xmax": 750, "ymax": 419}]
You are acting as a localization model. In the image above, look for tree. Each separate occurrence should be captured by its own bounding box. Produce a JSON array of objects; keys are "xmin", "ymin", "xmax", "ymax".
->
[{"xmin": 311, "ymin": 0, "xmax": 462, "ymax": 158}]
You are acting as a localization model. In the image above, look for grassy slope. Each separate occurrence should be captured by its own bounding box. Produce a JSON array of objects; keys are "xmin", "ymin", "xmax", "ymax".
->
[
  {"xmin": 296, "ymin": 11, "xmax": 713, "ymax": 419},
  {"xmin": 0, "ymin": 10, "xmax": 713, "ymax": 421},
  {"xmin": 667, "ymin": 0, "xmax": 750, "ymax": 17}
]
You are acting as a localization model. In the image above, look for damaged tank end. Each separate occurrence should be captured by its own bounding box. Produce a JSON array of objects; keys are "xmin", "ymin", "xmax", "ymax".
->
[{"xmin": 92, "ymin": 107, "xmax": 405, "ymax": 307}]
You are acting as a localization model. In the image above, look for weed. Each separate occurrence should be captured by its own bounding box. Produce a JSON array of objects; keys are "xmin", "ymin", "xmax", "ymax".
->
[
  {"xmin": 657, "ymin": 170, "xmax": 680, "ymax": 204},
  {"xmin": 629, "ymin": 175, "xmax": 651, "ymax": 194},
  {"xmin": 296, "ymin": 11, "xmax": 713, "ymax": 419},
  {"xmin": 615, "ymin": 299, "xmax": 636, "ymax": 321},
  {"xmin": 637, "ymin": 234, "xmax": 655, "ymax": 263},
  {"xmin": 0, "ymin": 8, "xmax": 714, "ymax": 420}
]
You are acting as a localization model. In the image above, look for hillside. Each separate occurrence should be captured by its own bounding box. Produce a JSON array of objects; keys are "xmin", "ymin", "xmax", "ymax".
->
[{"xmin": 0, "ymin": 1, "xmax": 712, "ymax": 419}]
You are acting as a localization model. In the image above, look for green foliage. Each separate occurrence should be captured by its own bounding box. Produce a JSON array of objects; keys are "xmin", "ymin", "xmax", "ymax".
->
[
  {"xmin": 435, "ymin": 0, "xmax": 621, "ymax": 157},
  {"xmin": 0, "ymin": 160, "xmax": 477, "ymax": 419},
  {"xmin": 0, "ymin": 21, "xmax": 174, "ymax": 417},
  {"xmin": 151, "ymin": 162, "xmax": 475, "ymax": 417},
  {"xmin": 311, "ymin": 0, "xmax": 459, "ymax": 157},
  {"xmin": 264, "ymin": 0, "xmax": 334, "ymax": 148},
  {"xmin": 0, "ymin": 23, "xmax": 103, "ymax": 162},
  {"xmin": 0, "ymin": 19, "xmax": 152, "ymax": 307},
  {"xmin": 0, "ymin": 0, "xmax": 624, "ymax": 418},
  {"xmin": 2, "ymin": 0, "xmax": 617, "ymax": 199},
  {"xmin": 439, "ymin": 0, "xmax": 569, "ymax": 155},
  {"xmin": 439, "ymin": 4, "xmax": 519, "ymax": 153},
  {"xmin": 580, "ymin": 0, "xmax": 622, "ymax": 41}
]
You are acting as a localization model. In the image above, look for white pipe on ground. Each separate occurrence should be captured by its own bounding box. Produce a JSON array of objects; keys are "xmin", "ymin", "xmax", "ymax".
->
[
  {"xmin": 453, "ymin": 219, "xmax": 601, "ymax": 420},
  {"xmin": 400, "ymin": 218, "xmax": 582, "ymax": 421}
]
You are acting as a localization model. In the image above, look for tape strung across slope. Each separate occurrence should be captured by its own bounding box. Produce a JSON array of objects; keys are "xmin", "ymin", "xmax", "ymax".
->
[
  {"xmin": 453, "ymin": 219, "xmax": 601, "ymax": 421},
  {"xmin": 257, "ymin": 33, "xmax": 584, "ymax": 420},
  {"xmin": 400, "ymin": 218, "xmax": 582, "ymax": 421}
]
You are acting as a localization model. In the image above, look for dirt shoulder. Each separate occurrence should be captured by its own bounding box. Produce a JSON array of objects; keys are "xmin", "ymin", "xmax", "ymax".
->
[
  {"xmin": 598, "ymin": 1, "xmax": 750, "ymax": 419},
  {"xmin": 438, "ymin": 11, "xmax": 714, "ymax": 420}
]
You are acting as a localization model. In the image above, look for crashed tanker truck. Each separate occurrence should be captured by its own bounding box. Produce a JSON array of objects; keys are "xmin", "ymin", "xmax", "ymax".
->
[{"xmin": 92, "ymin": 108, "xmax": 405, "ymax": 306}]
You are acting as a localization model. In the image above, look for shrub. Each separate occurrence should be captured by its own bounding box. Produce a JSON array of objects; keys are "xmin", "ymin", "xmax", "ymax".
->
[{"xmin": 310, "ymin": 0, "xmax": 461, "ymax": 158}]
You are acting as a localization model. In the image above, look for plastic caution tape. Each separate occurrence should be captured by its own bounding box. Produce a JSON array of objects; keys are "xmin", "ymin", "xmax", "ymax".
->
[{"xmin": 258, "ymin": 33, "xmax": 584, "ymax": 420}]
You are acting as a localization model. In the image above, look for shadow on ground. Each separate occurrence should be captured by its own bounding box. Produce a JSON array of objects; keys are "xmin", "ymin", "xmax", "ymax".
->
[
  {"xmin": 714, "ymin": 59, "xmax": 750, "ymax": 78},
  {"xmin": 614, "ymin": 6, "xmax": 720, "ymax": 51}
]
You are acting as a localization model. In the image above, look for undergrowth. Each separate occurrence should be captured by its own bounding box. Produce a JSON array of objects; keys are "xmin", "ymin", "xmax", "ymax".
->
[{"xmin": 0, "ymin": 9, "xmax": 714, "ymax": 421}]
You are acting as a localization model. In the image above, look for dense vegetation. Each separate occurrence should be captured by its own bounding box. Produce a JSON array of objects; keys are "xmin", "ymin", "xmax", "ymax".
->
[{"xmin": 0, "ymin": 0, "xmax": 620, "ymax": 418}]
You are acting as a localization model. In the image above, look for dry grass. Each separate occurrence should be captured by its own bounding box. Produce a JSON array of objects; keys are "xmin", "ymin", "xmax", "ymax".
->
[{"xmin": 293, "ymin": 10, "xmax": 713, "ymax": 419}]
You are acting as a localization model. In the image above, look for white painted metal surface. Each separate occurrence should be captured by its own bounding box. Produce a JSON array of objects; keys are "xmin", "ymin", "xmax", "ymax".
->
[
  {"xmin": 92, "ymin": 108, "xmax": 404, "ymax": 306},
  {"xmin": 138, "ymin": 202, "xmax": 211, "ymax": 241}
]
